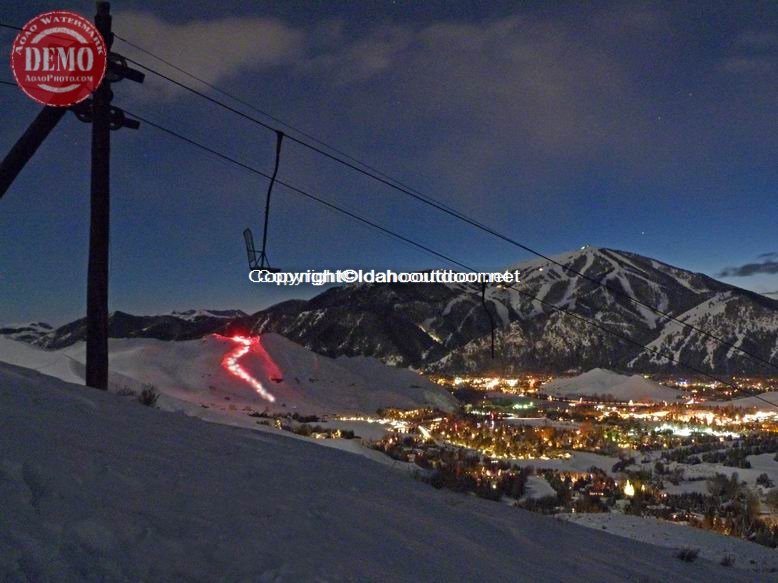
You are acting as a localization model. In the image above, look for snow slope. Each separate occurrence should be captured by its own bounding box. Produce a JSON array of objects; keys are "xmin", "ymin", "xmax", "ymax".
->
[
  {"xmin": 558, "ymin": 513, "xmax": 778, "ymax": 574},
  {"xmin": 0, "ymin": 334, "xmax": 456, "ymax": 415},
  {"xmin": 543, "ymin": 368, "xmax": 685, "ymax": 403},
  {"xmin": 0, "ymin": 337, "xmax": 84, "ymax": 385},
  {"xmin": 0, "ymin": 363, "xmax": 756, "ymax": 581}
]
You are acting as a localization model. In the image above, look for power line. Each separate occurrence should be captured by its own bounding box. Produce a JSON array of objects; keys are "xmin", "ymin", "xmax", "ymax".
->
[
  {"xmin": 2, "ymin": 20, "xmax": 772, "ymax": 404},
  {"xmin": 4, "ymin": 21, "xmax": 776, "ymax": 372},
  {"xmin": 113, "ymin": 36, "xmax": 411, "ymax": 187},
  {"xmin": 112, "ymin": 46, "xmax": 778, "ymax": 375},
  {"xmin": 124, "ymin": 109, "xmax": 761, "ymax": 399},
  {"xmin": 124, "ymin": 110, "xmax": 474, "ymax": 273},
  {"xmin": 114, "ymin": 33, "xmax": 473, "ymax": 221}
]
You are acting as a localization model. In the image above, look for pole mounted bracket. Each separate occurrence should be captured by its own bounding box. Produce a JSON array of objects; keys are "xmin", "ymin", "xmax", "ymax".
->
[
  {"xmin": 107, "ymin": 52, "xmax": 145, "ymax": 84},
  {"xmin": 109, "ymin": 107, "xmax": 140, "ymax": 130},
  {"xmin": 70, "ymin": 100, "xmax": 139, "ymax": 130}
]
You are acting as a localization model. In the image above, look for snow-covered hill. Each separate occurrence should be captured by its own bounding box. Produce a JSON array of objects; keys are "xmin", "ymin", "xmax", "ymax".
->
[
  {"xmin": 542, "ymin": 368, "xmax": 686, "ymax": 403},
  {"xmin": 710, "ymin": 391, "xmax": 778, "ymax": 411},
  {"xmin": 0, "ymin": 334, "xmax": 456, "ymax": 415},
  {"xmin": 0, "ymin": 362, "xmax": 756, "ymax": 581}
]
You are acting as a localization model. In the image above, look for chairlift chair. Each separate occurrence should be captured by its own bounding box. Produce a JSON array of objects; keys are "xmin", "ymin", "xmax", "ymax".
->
[
  {"xmin": 243, "ymin": 131, "xmax": 285, "ymax": 274},
  {"xmin": 244, "ymin": 228, "xmax": 280, "ymax": 273}
]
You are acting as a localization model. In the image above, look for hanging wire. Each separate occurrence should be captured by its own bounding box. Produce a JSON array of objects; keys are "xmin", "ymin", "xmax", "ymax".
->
[
  {"xmin": 481, "ymin": 282, "xmax": 496, "ymax": 360},
  {"xmin": 107, "ymin": 48, "xmax": 778, "ymax": 375},
  {"xmin": 121, "ymin": 108, "xmax": 778, "ymax": 406},
  {"xmin": 257, "ymin": 131, "xmax": 284, "ymax": 271},
  {"xmin": 2, "ymin": 21, "xmax": 773, "ymax": 372}
]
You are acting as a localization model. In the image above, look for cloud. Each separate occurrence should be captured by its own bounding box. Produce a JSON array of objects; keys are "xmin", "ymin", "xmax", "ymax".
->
[
  {"xmin": 300, "ymin": 25, "xmax": 414, "ymax": 84},
  {"xmin": 105, "ymin": 7, "xmax": 777, "ymax": 215},
  {"xmin": 114, "ymin": 12, "xmax": 304, "ymax": 97},
  {"xmin": 721, "ymin": 30, "xmax": 778, "ymax": 75},
  {"xmin": 721, "ymin": 56, "xmax": 775, "ymax": 75},
  {"xmin": 291, "ymin": 9, "xmax": 670, "ymax": 201},
  {"xmin": 735, "ymin": 30, "xmax": 778, "ymax": 51},
  {"xmin": 718, "ymin": 256, "xmax": 778, "ymax": 277}
]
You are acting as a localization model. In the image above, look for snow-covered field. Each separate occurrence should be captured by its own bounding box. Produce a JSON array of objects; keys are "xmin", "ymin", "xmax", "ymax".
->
[
  {"xmin": 662, "ymin": 459, "xmax": 778, "ymax": 491},
  {"xmin": 0, "ymin": 362, "xmax": 757, "ymax": 581},
  {"xmin": 747, "ymin": 453, "xmax": 778, "ymax": 484},
  {"xmin": 558, "ymin": 513, "xmax": 778, "ymax": 574}
]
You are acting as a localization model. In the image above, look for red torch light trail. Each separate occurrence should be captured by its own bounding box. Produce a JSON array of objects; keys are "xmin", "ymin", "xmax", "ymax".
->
[{"xmin": 219, "ymin": 335, "xmax": 276, "ymax": 403}]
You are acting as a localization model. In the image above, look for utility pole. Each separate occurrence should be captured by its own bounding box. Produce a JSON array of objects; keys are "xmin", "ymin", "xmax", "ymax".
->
[
  {"xmin": 0, "ymin": 2, "xmax": 143, "ymax": 390},
  {"xmin": 86, "ymin": 1, "xmax": 113, "ymax": 390}
]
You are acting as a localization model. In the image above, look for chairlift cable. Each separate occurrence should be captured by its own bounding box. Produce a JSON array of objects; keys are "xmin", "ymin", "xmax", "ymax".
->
[{"xmin": 113, "ymin": 49, "xmax": 778, "ymax": 374}]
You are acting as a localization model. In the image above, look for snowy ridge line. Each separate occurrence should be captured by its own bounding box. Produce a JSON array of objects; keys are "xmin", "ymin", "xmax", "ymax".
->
[
  {"xmin": 497, "ymin": 269, "xmax": 746, "ymax": 394},
  {"xmin": 508, "ymin": 248, "xmax": 778, "ymax": 373}
]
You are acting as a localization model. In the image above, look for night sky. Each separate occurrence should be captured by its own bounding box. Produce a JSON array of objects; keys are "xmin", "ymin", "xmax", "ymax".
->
[{"xmin": 1, "ymin": 1, "xmax": 777, "ymax": 325}]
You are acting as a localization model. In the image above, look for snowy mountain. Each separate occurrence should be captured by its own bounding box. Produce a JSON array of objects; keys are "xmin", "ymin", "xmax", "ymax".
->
[
  {"xmin": 0, "ymin": 334, "xmax": 456, "ymax": 415},
  {"xmin": 542, "ymin": 368, "xmax": 686, "ymax": 403},
  {"xmin": 19, "ymin": 248, "xmax": 778, "ymax": 375},
  {"xmin": 164, "ymin": 308, "xmax": 247, "ymax": 322},
  {"xmin": 248, "ymin": 247, "xmax": 778, "ymax": 375},
  {"xmin": 0, "ymin": 362, "xmax": 755, "ymax": 581},
  {"xmin": 34, "ymin": 310, "xmax": 246, "ymax": 349},
  {"xmin": 0, "ymin": 321, "xmax": 53, "ymax": 343}
]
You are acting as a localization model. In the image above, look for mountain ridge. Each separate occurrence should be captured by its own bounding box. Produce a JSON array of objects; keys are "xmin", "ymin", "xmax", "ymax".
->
[{"xmin": 11, "ymin": 248, "xmax": 778, "ymax": 375}]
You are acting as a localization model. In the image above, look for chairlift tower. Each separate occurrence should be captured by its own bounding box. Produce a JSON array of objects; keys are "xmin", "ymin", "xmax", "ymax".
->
[{"xmin": 0, "ymin": 2, "xmax": 144, "ymax": 390}]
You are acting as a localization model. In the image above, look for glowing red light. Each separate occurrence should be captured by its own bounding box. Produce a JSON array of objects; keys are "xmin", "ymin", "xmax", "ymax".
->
[{"xmin": 218, "ymin": 335, "xmax": 276, "ymax": 403}]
